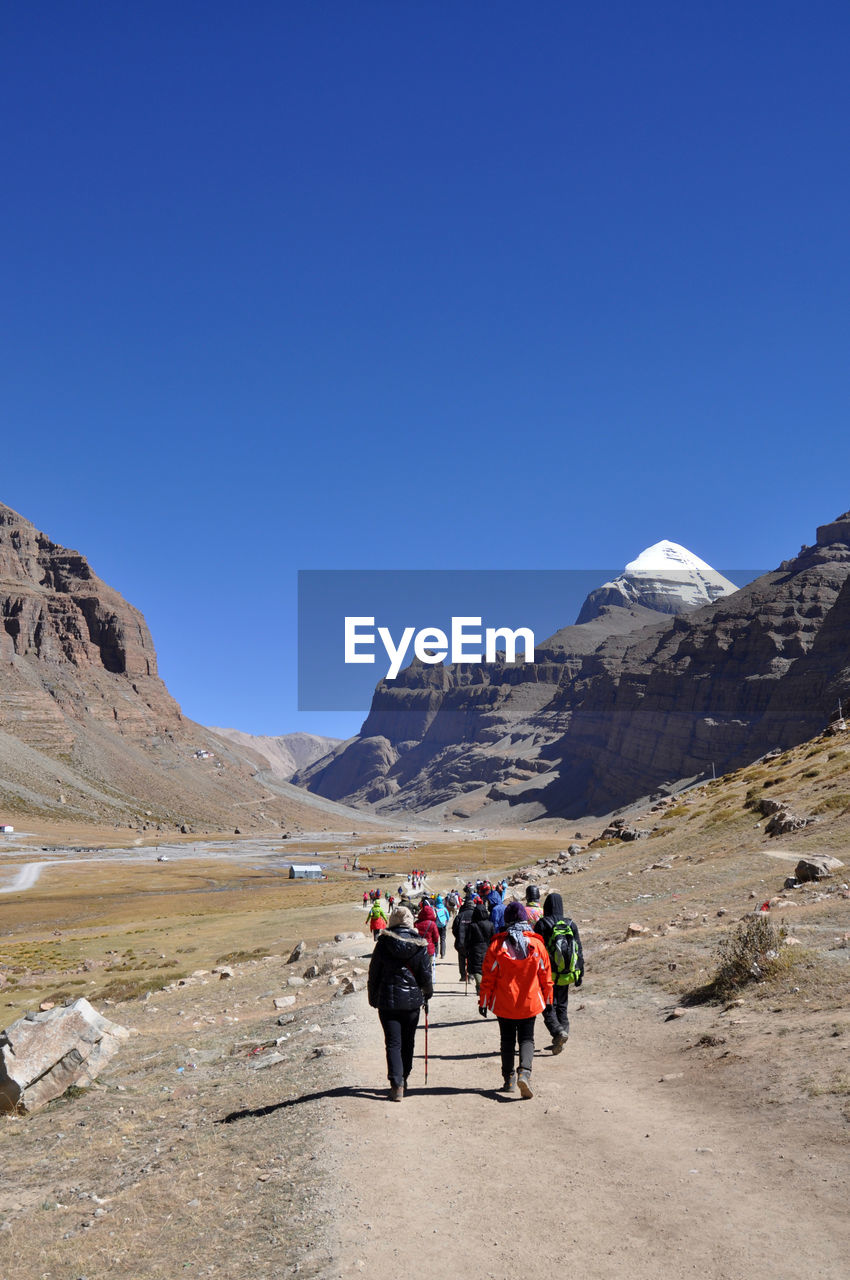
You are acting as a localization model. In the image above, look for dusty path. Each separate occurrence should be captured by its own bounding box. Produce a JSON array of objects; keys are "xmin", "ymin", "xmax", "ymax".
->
[{"xmin": 321, "ymin": 954, "xmax": 847, "ymax": 1280}]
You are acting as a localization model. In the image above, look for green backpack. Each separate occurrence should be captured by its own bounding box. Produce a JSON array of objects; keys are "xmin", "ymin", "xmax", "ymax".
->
[{"xmin": 547, "ymin": 918, "xmax": 580, "ymax": 985}]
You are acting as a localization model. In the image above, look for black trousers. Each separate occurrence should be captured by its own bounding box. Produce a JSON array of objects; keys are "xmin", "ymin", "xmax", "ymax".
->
[
  {"xmin": 457, "ymin": 949, "xmax": 469, "ymax": 980},
  {"xmin": 437, "ymin": 925, "xmax": 447, "ymax": 958},
  {"xmin": 378, "ymin": 1007, "xmax": 420, "ymax": 1086},
  {"xmin": 542, "ymin": 984, "xmax": 570, "ymax": 1038},
  {"xmin": 497, "ymin": 1015, "xmax": 536, "ymax": 1078}
]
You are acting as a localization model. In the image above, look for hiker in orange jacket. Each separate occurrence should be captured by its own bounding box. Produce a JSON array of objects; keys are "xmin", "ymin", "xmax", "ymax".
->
[{"xmin": 478, "ymin": 900, "xmax": 552, "ymax": 1098}]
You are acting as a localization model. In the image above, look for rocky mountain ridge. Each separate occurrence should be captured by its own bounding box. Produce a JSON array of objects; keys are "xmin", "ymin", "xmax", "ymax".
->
[
  {"xmin": 208, "ymin": 728, "xmax": 343, "ymax": 780},
  {"xmin": 0, "ymin": 502, "xmax": 368, "ymax": 832},
  {"xmin": 294, "ymin": 515, "xmax": 850, "ymax": 821}
]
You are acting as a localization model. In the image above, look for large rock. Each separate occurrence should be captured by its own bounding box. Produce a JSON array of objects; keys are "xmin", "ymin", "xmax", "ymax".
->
[
  {"xmin": 795, "ymin": 855, "xmax": 844, "ymax": 882},
  {"xmin": 0, "ymin": 998, "xmax": 129, "ymax": 1114}
]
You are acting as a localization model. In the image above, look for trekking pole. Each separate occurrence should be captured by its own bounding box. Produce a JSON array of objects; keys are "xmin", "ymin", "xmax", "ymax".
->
[
  {"xmin": 464, "ymin": 956, "xmax": 469, "ymax": 996},
  {"xmin": 424, "ymin": 1004, "xmax": 429, "ymax": 1084}
]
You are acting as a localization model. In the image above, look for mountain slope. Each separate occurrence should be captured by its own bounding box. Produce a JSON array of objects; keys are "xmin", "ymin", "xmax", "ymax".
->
[
  {"xmin": 208, "ymin": 728, "xmax": 343, "ymax": 780},
  {"xmin": 0, "ymin": 502, "xmax": 369, "ymax": 832},
  {"xmin": 295, "ymin": 518, "xmax": 850, "ymax": 822}
]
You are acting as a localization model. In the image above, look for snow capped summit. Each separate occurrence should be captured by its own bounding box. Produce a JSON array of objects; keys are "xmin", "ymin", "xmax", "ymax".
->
[
  {"xmin": 624, "ymin": 540, "xmax": 716, "ymax": 575},
  {"xmin": 576, "ymin": 541, "xmax": 738, "ymax": 625}
]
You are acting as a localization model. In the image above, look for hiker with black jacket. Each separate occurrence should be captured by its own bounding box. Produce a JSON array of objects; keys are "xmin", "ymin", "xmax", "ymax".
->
[
  {"xmin": 465, "ymin": 902, "xmax": 495, "ymax": 994},
  {"xmin": 368, "ymin": 906, "xmax": 434, "ymax": 1101},
  {"xmin": 451, "ymin": 892, "xmax": 476, "ymax": 982},
  {"xmin": 534, "ymin": 892, "xmax": 584, "ymax": 1054}
]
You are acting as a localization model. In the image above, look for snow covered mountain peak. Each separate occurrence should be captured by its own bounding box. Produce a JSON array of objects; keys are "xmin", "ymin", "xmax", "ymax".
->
[
  {"xmin": 624, "ymin": 540, "xmax": 715, "ymax": 575},
  {"xmin": 576, "ymin": 541, "xmax": 738, "ymax": 625}
]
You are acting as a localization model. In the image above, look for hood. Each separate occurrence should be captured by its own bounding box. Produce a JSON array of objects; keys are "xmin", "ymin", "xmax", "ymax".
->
[
  {"xmin": 471, "ymin": 904, "xmax": 490, "ymax": 923},
  {"xmin": 377, "ymin": 928, "xmax": 428, "ymax": 962},
  {"xmin": 486, "ymin": 889, "xmax": 502, "ymax": 907},
  {"xmin": 418, "ymin": 901, "xmax": 436, "ymax": 921},
  {"xmin": 542, "ymin": 892, "xmax": 564, "ymax": 919}
]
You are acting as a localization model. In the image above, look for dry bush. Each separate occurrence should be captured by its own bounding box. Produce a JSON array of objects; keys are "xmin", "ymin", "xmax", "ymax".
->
[{"xmin": 690, "ymin": 915, "xmax": 789, "ymax": 1002}]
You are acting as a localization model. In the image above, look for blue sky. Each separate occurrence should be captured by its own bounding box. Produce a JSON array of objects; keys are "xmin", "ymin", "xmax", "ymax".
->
[{"xmin": 3, "ymin": 2, "xmax": 849, "ymax": 739}]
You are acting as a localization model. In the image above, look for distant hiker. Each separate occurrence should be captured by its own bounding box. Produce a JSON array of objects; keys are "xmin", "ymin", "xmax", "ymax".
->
[
  {"xmin": 524, "ymin": 884, "xmax": 543, "ymax": 924},
  {"xmin": 434, "ymin": 894, "xmax": 450, "ymax": 957},
  {"xmin": 466, "ymin": 902, "xmax": 495, "ymax": 994},
  {"xmin": 415, "ymin": 899, "xmax": 440, "ymax": 980},
  {"xmin": 486, "ymin": 885, "xmax": 506, "ymax": 932},
  {"xmin": 367, "ymin": 899, "xmax": 388, "ymax": 941},
  {"xmin": 452, "ymin": 892, "xmax": 476, "ymax": 982},
  {"xmin": 478, "ymin": 901, "xmax": 553, "ymax": 1098},
  {"xmin": 534, "ymin": 892, "xmax": 583, "ymax": 1054},
  {"xmin": 368, "ymin": 905, "xmax": 433, "ymax": 1101},
  {"xmin": 363, "ymin": 891, "xmax": 369, "ymax": 908}
]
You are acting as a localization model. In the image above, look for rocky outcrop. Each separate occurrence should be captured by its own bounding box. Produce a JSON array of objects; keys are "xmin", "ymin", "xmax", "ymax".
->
[
  {"xmin": 576, "ymin": 541, "xmax": 737, "ymax": 623},
  {"xmin": 296, "ymin": 513, "xmax": 850, "ymax": 821},
  {"xmin": 0, "ymin": 503, "xmax": 367, "ymax": 831},
  {"xmin": 0, "ymin": 998, "xmax": 129, "ymax": 1113}
]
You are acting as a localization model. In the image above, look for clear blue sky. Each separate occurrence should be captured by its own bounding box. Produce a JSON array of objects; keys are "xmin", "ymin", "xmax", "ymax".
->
[{"xmin": 3, "ymin": 2, "xmax": 849, "ymax": 739}]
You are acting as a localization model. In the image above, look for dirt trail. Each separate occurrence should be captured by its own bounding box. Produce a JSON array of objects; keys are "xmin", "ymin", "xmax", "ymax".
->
[{"xmin": 323, "ymin": 955, "xmax": 847, "ymax": 1280}]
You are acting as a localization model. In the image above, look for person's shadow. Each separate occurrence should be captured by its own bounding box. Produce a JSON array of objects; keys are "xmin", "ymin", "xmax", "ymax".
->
[{"xmin": 218, "ymin": 1081, "xmax": 510, "ymax": 1123}]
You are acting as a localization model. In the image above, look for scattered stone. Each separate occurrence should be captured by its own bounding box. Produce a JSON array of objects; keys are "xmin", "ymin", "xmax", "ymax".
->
[
  {"xmin": 659, "ymin": 1073, "xmax": 684, "ymax": 1082},
  {"xmin": 337, "ymin": 978, "xmax": 358, "ymax": 995},
  {"xmin": 302, "ymin": 965, "xmax": 320, "ymax": 979},
  {"xmin": 665, "ymin": 1008, "xmax": 687, "ymax": 1020},
  {"xmin": 252, "ymin": 1052, "xmax": 287, "ymax": 1070},
  {"xmin": 277, "ymin": 1013, "xmax": 296, "ymax": 1026},
  {"xmin": 0, "ymin": 999, "xmax": 129, "ymax": 1114},
  {"xmin": 334, "ymin": 932, "xmax": 365, "ymax": 943},
  {"xmin": 287, "ymin": 976, "xmax": 306, "ymax": 988},
  {"xmin": 273, "ymin": 996, "xmax": 296, "ymax": 1010},
  {"xmin": 213, "ymin": 967, "xmax": 233, "ymax": 980},
  {"xmin": 38, "ymin": 1001, "xmax": 55, "ymax": 1012},
  {"xmin": 287, "ymin": 941, "xmax": 306, "ymax": 964},
  {"xmin": 626, "ymin": 923, "xmax": 650, "ymax": 938}
]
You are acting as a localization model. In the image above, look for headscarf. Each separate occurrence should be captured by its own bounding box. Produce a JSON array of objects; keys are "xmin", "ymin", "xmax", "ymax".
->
[
  {"xmin": 388, "ymin": 906, "xmax": 414, "ymax": 929},
  {"xmin": 502, "ymin": 900, "xmax": 531, "ymax": 957},
  {"xmin": 542, "ymin": 892, "xmax": 564, "ymax": 920}
]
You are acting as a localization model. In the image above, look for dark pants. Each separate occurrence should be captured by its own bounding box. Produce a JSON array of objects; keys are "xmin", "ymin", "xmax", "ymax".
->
[
  {"xmin": 542, "ymin": 984, "xmax": 570, "ymax": 1038},
  {"xmin": 497, "ymin": 1015, "xmax": 536, "ymax": 1078},
  {"xmin": 378, "ymin": 1008, "xmax": 420, "ymax": 1086},
  {"xmin": 437, "ymin": 925, "xmax": 447, "ymax": 958},
  {"xmin": 457, "ymin": 950, "xmax": 469, "ymax": 981}
]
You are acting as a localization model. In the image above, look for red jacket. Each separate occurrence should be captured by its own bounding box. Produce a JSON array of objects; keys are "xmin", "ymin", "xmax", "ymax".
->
[
  {"xmin": 478, "ymin": 928, "xmax": 553, "ymax": 1019},
  {"xmin": 415, "ymin": 903, "xmax": 440, "ymax": 957}
]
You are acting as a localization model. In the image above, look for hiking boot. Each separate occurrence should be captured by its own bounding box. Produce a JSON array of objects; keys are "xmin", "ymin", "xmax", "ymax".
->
[
  {"xmin": 388, "ymin": 1083, "xmax": 404, "ymax": 1102},
  {"xmin": 551, "ymin": 1030, "xmax": 569, "ymax": 1055},
  {"xmin": 517, "ymin": 1070, "xmax": 534, "ymax": 1099},
  {"xmin": 503, "ymin": 1071, "xmax": 517, "ymax": 1093},
  {"xmin": 403, "ymin": 1078, "xmax": 410, "ymax": 1096}
]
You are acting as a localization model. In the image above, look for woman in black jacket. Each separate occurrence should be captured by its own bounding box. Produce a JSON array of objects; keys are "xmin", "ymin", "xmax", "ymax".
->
[
  {"xmin": 466, "ymin": 902, "xmax": 495, "ymax": 994},
  {"xmin": 367, "ymin": 906, "xmax": 434, "ymax": 1101}
]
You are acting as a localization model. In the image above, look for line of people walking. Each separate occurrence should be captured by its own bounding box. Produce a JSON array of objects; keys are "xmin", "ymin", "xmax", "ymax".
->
[{"xmin": 367, "ymin": 879, "xmax": 583, "ymax": 1101}]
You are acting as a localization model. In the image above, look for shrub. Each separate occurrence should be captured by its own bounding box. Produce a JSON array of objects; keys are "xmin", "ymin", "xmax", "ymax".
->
[{"xmin": 710, "ymin": 915, "xmax": 788, "ymax": 999}]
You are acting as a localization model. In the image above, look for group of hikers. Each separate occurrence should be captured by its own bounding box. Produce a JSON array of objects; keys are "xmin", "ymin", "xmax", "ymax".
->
[{"xmin": 367, "ymin": 878, "xmax": 584, "ymax": 1101}]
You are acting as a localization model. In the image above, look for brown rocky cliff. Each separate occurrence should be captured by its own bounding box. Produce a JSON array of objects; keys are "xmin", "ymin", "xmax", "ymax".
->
[{"xmin": 296, "ymin": 512, "xmax": 850, "ymax": 821}]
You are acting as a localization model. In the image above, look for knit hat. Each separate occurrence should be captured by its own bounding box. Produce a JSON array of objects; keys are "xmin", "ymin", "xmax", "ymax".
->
[
  {"xmin": 388, "ymin": 906, "xmax": 414, "ymax": 929},
  {"xmin": 503, "ymin": 900, "xmax": 528, "ymax": 924}
]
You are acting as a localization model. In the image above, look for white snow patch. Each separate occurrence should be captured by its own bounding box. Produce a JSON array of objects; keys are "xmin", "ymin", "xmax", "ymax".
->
[{"xmin": 625, "ymin": 540, "xmax": 716, "ymax": 574}]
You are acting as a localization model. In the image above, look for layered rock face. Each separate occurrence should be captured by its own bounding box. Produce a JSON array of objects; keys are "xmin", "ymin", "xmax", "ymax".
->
[
  {"xmin": 0, "ymin": 503, "xmax": 360, "ymax": 831},
  {"xmin": 295, "ymin": 516, "xmax": 850, "ymax": 821},
  {"xmin": 0, "ymin": 503, "xmax": 182, "ymax": 753}
]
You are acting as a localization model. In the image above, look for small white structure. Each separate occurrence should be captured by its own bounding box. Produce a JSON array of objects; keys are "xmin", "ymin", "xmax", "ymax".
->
[
  {"xmin": 0, "ymin": 825, "xmax": 13, "ymax": 834},
  {"xmin": 288, "ymin": 863, "xmax": 324, "ymax": 880}
]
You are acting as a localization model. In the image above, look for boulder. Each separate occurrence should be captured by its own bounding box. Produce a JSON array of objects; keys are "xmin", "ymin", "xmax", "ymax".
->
[
  {"xmin": 287, "ymin": 940, "xmax": 306, "ymax": 964},
  {"xmin": 0, "ymin": 998, "xmax": 129, "ymax": 1115},
  {"xmin": 795, "ymin": 855, "xmax": 844, "ymax": 882}
]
